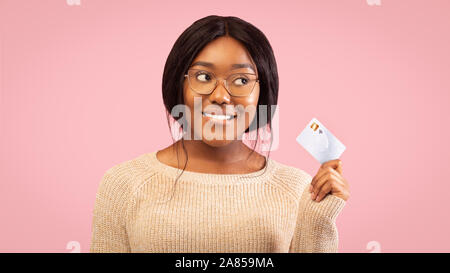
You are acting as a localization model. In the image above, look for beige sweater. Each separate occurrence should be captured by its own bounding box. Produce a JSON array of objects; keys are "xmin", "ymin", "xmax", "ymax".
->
[{"xmin": 90, "ymin": 151, "xmax": 346, "ymax": 253}]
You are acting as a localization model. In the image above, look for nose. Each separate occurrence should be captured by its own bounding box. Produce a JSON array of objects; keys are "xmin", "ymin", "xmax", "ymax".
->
[{"xmin": 208, "ymin": 78, "xmax": 231, "ymax": 104}]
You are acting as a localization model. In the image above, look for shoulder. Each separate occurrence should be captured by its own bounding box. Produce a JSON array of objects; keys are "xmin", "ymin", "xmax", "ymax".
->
[
  {"xmin": 96, "ymin": 152, "xmax": 155, "ymax": 202},
  {"xmin": 269, "ymin": 158, "xmax": 313, "ymax": 200}
]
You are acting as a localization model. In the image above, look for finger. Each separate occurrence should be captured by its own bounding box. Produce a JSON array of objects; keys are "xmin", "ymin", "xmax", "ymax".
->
[
  {"xmin": 311, "ymin": 159, "xmax": 342, "ymax": 185},
  {"xmin": 331, "ymin": 183, "xmax": 349, "ymax": 200},
  {"xmin": 315, "ymin": 182, "xmax": 332, "ymax": 202},
  {"xmin": 311, "ymin": 166, "xmax": 332, "ymax": 188},
  {"xmin": 322, "ymin": 168, "xmax": 346, "ymax": 189},
  {"xmin": 312, "ymin": 169, "xmax": 345, "ymax": 200},
  {"xmin": 310, "ymin": 168, "xmax": 331, "ymax": 192},
  {"xmin": 321, "ymin": 159, "xmax": 343, "ymax": 175},
  {"xmin": 311, "ymin": 164, "xmax": 343, "ymax": 188},
  {"xmin": 321, "ymin": 159, "xmax": 341, "ymax": 168},
  {"xmin": 311, "ymin": 171, "xmax": 337, "ymax": 200}
]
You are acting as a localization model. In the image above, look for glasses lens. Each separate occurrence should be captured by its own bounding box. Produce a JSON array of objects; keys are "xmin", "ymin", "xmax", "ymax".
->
[
  {"xmin": 188, "ymin": 70, "xmax": 216, "ymax": 94},
  {"xmin": 227, "ymin": 73, "xmax": 257, "ymax": 96}
]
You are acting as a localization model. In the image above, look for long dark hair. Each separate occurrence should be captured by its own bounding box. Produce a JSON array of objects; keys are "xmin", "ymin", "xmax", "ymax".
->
[{"xmin": 160, "ymin": 15, "xmax": 279, "ymax": 202}]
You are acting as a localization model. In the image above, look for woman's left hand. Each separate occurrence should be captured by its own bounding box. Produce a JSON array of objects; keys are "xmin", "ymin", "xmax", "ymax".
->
[{"xmin": 309, "ymin": 159, "xmax": 350, "ymax": 202}]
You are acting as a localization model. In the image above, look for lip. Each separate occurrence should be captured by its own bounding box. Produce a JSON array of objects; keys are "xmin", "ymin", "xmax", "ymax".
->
[{"xmin": 202, "ymin": 111, "xmax": 237, "ymax": 121}]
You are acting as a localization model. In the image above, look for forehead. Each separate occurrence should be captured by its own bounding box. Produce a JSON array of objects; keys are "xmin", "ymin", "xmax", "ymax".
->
[{"xmin": 190, "ymin": 36, "xmax": 257, "ymax": 73}]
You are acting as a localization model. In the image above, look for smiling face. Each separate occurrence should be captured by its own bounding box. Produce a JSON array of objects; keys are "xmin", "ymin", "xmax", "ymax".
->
[{"xmin": 182, "ymin": 36, "xmax": 260, "ymax": 147}]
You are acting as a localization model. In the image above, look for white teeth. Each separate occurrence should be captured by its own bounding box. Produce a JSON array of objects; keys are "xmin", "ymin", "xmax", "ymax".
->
[{"xmin": 202, "ymin": 112, "xmax": 235, "ymax": 120}]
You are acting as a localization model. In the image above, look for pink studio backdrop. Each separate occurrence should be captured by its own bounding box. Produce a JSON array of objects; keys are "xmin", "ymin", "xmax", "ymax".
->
[{"xmin": 1, "ymin": 0, "xmax": 449, "ymax": 253}]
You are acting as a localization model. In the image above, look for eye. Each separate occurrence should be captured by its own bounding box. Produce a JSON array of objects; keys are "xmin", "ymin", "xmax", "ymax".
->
[
  {"xmin": 195, "ymin": 71, "xmax": 212, "ymax": 82},
  {"xmin": 232, "ymin": 76, "xmax": 249, "ymax": 86}
]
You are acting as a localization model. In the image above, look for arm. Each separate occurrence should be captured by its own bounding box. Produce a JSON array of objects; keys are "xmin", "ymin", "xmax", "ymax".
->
[
  {"xmin": 289, "ymin": 182, "xmax": 346, "ymax": 253},
  {"xmin": 90, "ymin": 170, "xmax": 132, "ymax": 253}
]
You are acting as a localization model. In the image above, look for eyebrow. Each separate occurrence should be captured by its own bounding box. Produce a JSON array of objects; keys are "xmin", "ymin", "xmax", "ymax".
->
[{"xmin": 190, "ymin": 61, "xmax": 256, "ymax": 73}]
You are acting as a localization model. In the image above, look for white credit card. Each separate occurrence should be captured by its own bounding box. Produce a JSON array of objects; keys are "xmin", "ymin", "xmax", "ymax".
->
[{"xmin": 296, "ymin": 118, "xmax": 346, "ymax": 164}]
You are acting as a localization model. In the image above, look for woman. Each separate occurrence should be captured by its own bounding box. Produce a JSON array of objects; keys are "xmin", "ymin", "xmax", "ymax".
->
[{"xmin": 90, "ymin": 15, "xmax": 350, "ymax": 253}]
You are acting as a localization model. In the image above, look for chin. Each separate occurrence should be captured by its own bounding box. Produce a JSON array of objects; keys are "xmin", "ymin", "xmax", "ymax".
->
[
  {"xmin": 187, "ymin": 123, "xmax": 248, "ymax": 146},
  {"xmin": 201, "ymin": 137, "xmax": 236, "ymax": 147}
]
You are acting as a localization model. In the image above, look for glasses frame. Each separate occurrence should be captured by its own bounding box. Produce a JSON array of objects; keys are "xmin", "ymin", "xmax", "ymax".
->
[{"xmin": 184, "ymin": 68, "xmax": 259, "ymax": 97}]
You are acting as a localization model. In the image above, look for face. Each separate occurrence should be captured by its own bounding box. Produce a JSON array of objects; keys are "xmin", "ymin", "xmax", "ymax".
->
[{"xmin": 182, "ymin": 36, "xmax": 260, "ymax": 147}]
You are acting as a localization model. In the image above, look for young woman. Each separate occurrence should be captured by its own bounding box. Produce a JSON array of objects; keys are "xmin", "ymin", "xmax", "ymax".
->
[{"xmin": 90, "ymin": 15, "xmax": 350, "ymax": 253}]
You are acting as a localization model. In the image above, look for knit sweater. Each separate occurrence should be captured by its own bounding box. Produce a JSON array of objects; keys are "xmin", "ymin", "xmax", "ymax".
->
[{"xmin": 89, "ymin": 151, "xmax": 346, "ymax": 253}]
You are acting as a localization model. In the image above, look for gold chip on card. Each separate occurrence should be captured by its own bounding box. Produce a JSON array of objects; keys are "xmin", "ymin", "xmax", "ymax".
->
[{"xmin": 310, "ymin": 122, "xmax": 319, "ymax": 131}]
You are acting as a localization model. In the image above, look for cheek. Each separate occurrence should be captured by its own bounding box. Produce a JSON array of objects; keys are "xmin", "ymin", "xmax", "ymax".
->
[
  {"xmin": 182, "ymin": 85, "xmax": 195, "ymax": 124},
  {"xmin": 235, "ymin": 87, "xmax": 260, "ymax": 118},
  {"xmin": 183, "ymin": 81, "xmax": 198, "ymax": 112},
  {"xmin": 183, "ymin": 85, "xmax": 206, "ymax": 132},
  {"xmin": 248, "ymin": 85, "xmax": 260, "ymax": 106}
]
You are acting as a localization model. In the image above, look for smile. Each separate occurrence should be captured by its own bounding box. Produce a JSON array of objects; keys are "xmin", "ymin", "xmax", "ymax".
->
[{"xmin": 202, "ymin": 112, "xmax": 236, "ymax": 120}]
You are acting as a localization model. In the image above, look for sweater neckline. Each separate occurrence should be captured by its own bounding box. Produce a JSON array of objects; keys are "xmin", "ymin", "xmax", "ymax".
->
[{"xmin": 145, "ymin": 151, "xmax": 279, "ymax": 184}]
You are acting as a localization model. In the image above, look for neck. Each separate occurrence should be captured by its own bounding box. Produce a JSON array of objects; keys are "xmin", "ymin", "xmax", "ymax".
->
[{"xmin": 173, "ymin": 138, "xmax": 253, "ymax": 164}]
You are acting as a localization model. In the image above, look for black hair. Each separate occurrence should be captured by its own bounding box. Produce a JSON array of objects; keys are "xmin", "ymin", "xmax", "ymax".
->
[{"xmin": 159, "ymin": 15, "xmax": 279, "ymax": 203}]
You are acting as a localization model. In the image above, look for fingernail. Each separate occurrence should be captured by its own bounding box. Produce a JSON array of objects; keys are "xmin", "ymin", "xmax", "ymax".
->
[
  {"xmin": 315, "ymin": 196, "xmax": 320, "ymax": 202},
  {"xmin": 311, "ymin": 192, "xmax": 315, "ymax": 200}
]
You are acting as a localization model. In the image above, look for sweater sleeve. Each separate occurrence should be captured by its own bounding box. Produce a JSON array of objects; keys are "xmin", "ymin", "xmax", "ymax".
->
[
  {"xmin": 288, "ymin": 174, "xmax": 346, "ymax": 253},
  {"xmin": 90, "ymin": 170, "xmax": 132, "ymax": 253}
]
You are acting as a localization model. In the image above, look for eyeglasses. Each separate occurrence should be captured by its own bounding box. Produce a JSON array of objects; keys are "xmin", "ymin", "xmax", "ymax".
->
[{"xmin": 184, "ymin": 69, "xmax": 259, "ymax": 97}]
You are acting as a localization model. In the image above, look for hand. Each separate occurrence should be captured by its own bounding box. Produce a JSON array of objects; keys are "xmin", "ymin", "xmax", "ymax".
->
[{"xmin": 309, "ymin": 159, "xmax": 350, "ymax": 202}]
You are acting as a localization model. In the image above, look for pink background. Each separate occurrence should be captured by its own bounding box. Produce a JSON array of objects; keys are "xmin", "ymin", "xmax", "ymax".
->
[{"xmin": 1, "ymin": 0, "xmax": 449, "ymax": 252}]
